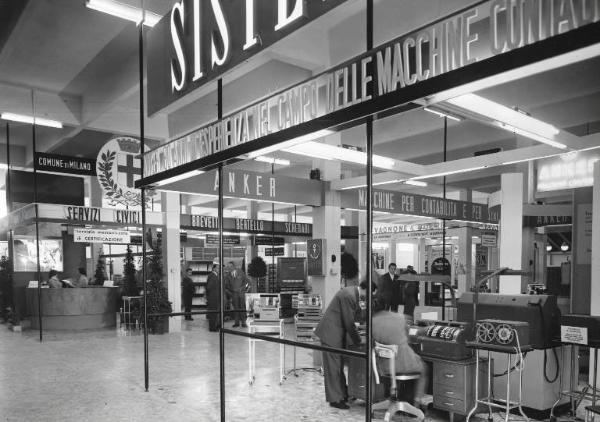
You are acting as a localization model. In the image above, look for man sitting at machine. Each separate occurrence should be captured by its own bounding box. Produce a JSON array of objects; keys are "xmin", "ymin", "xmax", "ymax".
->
[{"xmin": 372, "ymin": 297, "xmax": 428, "ymax": 410}]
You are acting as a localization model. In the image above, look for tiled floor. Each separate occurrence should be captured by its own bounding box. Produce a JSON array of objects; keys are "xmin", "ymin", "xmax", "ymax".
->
[{"xmin": 0, "ymin": 318, "xmax": 589, "ymax": 421}]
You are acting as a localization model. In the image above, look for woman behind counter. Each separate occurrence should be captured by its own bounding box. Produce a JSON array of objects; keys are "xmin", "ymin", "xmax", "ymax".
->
[
  {"xmin": 75, "ymin": 267, "xmax": 89, "ymax": 288},
  {"xmin": 47, "ymin": 270, "xmax": 62, "ymax": 288}
]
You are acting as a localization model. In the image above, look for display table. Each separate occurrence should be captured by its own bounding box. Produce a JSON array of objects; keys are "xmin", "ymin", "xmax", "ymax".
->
[
  {"xmin": 248, "ymin": 319, "xmax": 284, "ymax": 385},
  {"xmin": 26, "ymin": 287, "xmax": 119, "ymax": 330}
]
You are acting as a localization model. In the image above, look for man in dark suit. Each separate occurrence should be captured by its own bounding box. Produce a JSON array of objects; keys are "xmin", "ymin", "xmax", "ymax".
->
[
  {"xmin": 378, "ymin": 263, "xmax": 399, "ymax": 312},
  {"xmin": 205, "ymin": 264, "xmax": 221, "ymax": 331},
  {"xmin": 400, "ymin": 265, "xmax": 419, "ymax": 325},
  {"xmin": 225, "ymin": 261, "xmax": 250, "ymax": 328},
  {"xmin": 315, "ymin": 281, "xmax": 374, "ymax": 409},
  {"xmin": 181, "ymin": 268, "xmax": 195, "ymax": 321}
]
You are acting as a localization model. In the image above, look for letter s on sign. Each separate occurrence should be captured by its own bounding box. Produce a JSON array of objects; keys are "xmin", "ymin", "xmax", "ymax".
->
[{"xmin": 171, "ymin": 1, "xmax": 186, "ymax": 92}]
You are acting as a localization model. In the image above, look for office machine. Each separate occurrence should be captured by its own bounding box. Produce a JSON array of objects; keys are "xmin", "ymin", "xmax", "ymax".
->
[
  {"xmin": 457, "ymin": 292, "xmax": 560, "ymax": 349},
  {"xmin": 409, "ymin": 321, "xmax": 473, "ymax": 360},
  {"xmin": 475, "ymin": 319, "xmax": 530, "ymax": 351}
]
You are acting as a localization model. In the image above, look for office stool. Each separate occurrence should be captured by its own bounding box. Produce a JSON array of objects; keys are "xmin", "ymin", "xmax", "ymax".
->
[
  {"xmin": 372, "ymin": 341, "xmax": 425, "ymax": 421},
  {"xmin": 586, "ymin": 405, "xmax": 600, "ymax": 421}
]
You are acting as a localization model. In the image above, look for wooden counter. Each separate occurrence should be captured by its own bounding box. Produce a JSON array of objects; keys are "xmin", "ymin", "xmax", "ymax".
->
[{"xmin": 26, "ymin": 287, "xmax": 119, "ymax": 330}]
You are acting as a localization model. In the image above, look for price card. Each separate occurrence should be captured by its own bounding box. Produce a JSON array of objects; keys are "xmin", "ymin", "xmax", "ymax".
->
[{"xmin": 561, "ymin": 325, "xmax": 588, "ymax": 345}]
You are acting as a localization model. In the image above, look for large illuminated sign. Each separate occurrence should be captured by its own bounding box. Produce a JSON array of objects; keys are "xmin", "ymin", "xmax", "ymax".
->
[
  {"xmin": 537, "ymin": 151, "xmax": 600, "ymax": 192},
  {"xmin": 142, "ymin": 0, "xmax": 600, "ymax": 184},
  {"xmin": 148, "ymin": 0, "xmax": 350, "ymax": 114}
]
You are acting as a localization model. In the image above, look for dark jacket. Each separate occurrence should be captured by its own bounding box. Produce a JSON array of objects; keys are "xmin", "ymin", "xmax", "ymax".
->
[
  {"xmin": 205, "ymin": 271, "xmax": 221, "ymax": 310},
  {"xmin": 399, "ymin": 273, "xmax": 419, "ymax": 317},
  {"xmin": 378, "ymin": 272, "xmax": 400, "ymax": 309},
  {"xmin": 225, "ymin": 270, "xmax": 249, "ymax": 296},
  {"xmin": 181, "ymin": 275, "xmax": 195, "ymax": 301},
  {"xmin": 315, "ymin": 286, "xmax": 362, "ymax": 348}
]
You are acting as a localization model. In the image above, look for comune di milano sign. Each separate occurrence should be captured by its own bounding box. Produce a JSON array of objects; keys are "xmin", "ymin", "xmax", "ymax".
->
[{"xmin": 141, "ymin": 0, "xmax": 600, "ymax": 186}]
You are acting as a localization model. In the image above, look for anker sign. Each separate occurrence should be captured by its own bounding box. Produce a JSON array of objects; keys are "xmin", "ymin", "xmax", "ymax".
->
[{"xmin": 147, "ymin": 0, "xmax": 349, "ymax": 115}]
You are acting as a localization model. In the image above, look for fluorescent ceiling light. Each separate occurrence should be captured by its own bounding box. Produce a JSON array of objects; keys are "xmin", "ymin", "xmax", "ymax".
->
[
  {"xmin": 500, "ymin": 124, "xmax": 566, "ymax": 149},
  {"xmin": 283, "ymin": 141, "xmax": 396, "ymax": 171},
  {"xmin": 1, "ymin": 112, "xmax": 63, "ymax": 128},
  {"xmin": 404, "ymin": 180, "xmax": 428, "ymax": 187},
  {"xmin": 372, "ymin": 179, "xmax": 404, "ymax": 187},
  {"xmin": 254, "ymin": 156, "xmax": 290, "ymax": 166},
  {"xmin": 410, "ymin": 166, "xmax": 487, "ymax": 181},
  {"xmin": 153, "ymin": 170, "xmax": 204, "ymax": 187},
  {"xmin": 86, "ymin": 0, "xmax": 161, "ymax": 27},
  {"xmin": 246, "ymin": 129, "xmax": 334, "ymax": 158},
  {"xmin": 446, "ymin": 94, "xmax": 564, "ymax": 149},
  {"xmin": 423, "ymin": 107, "xmax": 461, "ymax": 122}
]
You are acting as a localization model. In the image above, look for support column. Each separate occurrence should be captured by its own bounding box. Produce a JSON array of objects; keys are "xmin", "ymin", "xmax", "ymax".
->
[
  {"xmin": 499, "ymin": 173, "xmax": 524, "ymax": 294},
  {"xmin": 309, "ymin": 136, "xmax": 341, "ymax": 308},
  {"xmin": 162, "ymin": 192, "xmax": 181, "ymax": 333},
  {"xmin": 590, "ymin": 162, "xmax": 600, "ymax": 386},
  {"xmin": 457, "ymin": 190, "xmax": 473, "ymax": 294}
]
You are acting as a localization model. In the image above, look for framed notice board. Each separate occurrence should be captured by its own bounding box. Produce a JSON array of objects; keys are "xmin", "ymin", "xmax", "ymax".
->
[{"xmin": 277, "ymin": 257, "xmax": 306, "ymax": 293}]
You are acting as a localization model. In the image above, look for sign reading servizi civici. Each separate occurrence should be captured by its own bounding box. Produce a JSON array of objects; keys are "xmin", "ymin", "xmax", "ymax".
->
[{"xmin": 143, "ymin": 0, "xmax": 600, "ymax": 183}]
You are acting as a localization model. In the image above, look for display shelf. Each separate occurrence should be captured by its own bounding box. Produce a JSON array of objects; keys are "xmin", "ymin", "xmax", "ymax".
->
[{"xmin": 186, "ymin": 258, "xmax": 213, "ymax": 308}]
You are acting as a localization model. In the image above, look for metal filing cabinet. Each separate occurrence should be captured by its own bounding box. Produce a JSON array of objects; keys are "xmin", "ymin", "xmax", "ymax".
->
[{"xmin": 432, "ymin": 358, "xmax": 488, "ymax": 422}]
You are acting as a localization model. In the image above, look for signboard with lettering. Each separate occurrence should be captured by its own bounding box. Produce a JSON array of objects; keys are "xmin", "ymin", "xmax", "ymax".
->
[
  {"xmin": 481, "ymin": 231, "xmax": 497, "ymax": 247},
  {"xmin": 253, "ymin": 236, "xmax": 285, "ymax": 246},
  {"xmin": 73, "ymin": 228, "xmax": 131, "ymax": 244},
  {"xmin": 14, "ymin": 204, "xmax": 165, "ymax": 226},
  {"xmin": 147, "ymin": 0, "xmax": 349, "ymax": 115},
  {"xmin": 169, "ymin": 169, "xmax": 323, "ymax": 206},
  {"xmin": 265, "ymin": 247, "xmax": 285, "ymax": 257},
  {"xmin": 341, "ymin": 189, "xmax": 499, "ymax": 224},
  {"xmin": 141, "ymin": 0, "xmax": 600, "ymax": 186},
  {"xmin": 560, "ymin": 325, "xmax": 588, "ymax": 345},
  {"xmin": 35, "ymin": 152, "xmax": 96, "ymax": 176},
  {"xmin": 182, "ymin": 215, "xmax": 312, "ymax": 236},
  {"xmin": 206, "ymin": 234, "xmax": 240, "ymax": 245},
  {"xmin": 523, "ymin": 215, "xmax": 573, "ymax": 227},
  {"xmin": 307, "ymin": 239, "xmax": 325, "ymax": 276},
  {"xmin": 537, "ymin": 151, "xmax": 600, "ymax": 192}
]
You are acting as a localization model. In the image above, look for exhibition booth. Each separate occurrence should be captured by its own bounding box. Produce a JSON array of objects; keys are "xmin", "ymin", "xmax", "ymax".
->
[{"xmin": 1, "ymin": 1, "xmax": 599, "ymax": 421}]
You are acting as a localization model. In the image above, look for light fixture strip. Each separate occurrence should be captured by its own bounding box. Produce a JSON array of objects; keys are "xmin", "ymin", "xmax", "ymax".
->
[
  {"xmin": 1, "ymin": 112, "xmax": 63, "ymax": 128},
  {"xmin": 86, "ymin": 0, "xmax": 161, "ymax": 27}
]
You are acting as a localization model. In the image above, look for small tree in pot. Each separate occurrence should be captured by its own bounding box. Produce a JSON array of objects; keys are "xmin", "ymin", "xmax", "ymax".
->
[
  {"xmin": 247, "ymin": 256, "xmax": 267, "ymax": 293},
  {"xmin": 123, "ymin": 246, "xmax": 138, "ymax": 296},
  {"xmin": 140, "ymin": 239, "xmax": 172, "ymax": 334},
  {"xmin": 94, "ymin": 250, "xmax": 107, "ymax": 286}
]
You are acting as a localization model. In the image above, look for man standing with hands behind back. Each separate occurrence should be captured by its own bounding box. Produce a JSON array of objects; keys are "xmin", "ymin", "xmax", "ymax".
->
[
  {"xmin": 378, "ymin": 263, "xmax": 399, "ymax": 312},
  {"xmin": 225, "ymin": 261, "xmax": 250, "ymax": 328},
  {"xmin": 315, "ymin": 281, "xmax": 374, "ymax": 410}
]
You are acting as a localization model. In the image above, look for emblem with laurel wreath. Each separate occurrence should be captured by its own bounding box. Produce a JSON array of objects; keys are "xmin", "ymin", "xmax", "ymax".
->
[{"xmin": 96, "ymin": 137, "xmax": 153, "ymax": 207}]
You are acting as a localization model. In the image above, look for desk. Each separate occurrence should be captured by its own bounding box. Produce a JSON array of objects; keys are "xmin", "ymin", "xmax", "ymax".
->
[
  {"xmin": 26, "ymin": 287, "xmax": 118, "ymax": 330},
  {"xmin": 550, "ymin": 341, "xmax": 600, "ymax": 421},
  {"xmin": 248, "ymin": 319, "xmax": 284, "ymax": 385}
]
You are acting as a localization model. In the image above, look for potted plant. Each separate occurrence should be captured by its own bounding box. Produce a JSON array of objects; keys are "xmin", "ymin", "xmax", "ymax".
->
[
  {"xmin": 94, "ymin": 249, "xmax": 107, "ymax": 286},
  {"xmin": 0, "ymin": 255, "xmax": 13, "ymax": 324},
  {"xmin": 247, "ymin": 256, "xmax": 267, "ymax": 293},
  {"xmin": 7, "ymin": 307, "xmax": 21, "ymax": 332},
  {"xmin": 140, "ymin": 239, "xmax": 172, "ymax": 334},
  {"xmin": 123, "ymin": 246, "xmax": 138, "ymax": 296}
]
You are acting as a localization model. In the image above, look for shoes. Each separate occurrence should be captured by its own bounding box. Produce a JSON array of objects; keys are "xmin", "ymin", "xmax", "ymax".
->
[
  {"xmin": 232, "ymin": 323, "xmax": 240, "ymax": 327},
  {"xmin": 241, "ymin": 323, "xmax": 248, "ymax": 328},
  {"xmin": 329, "ymin": 401, "xmax": 349, "ymax": 410}
]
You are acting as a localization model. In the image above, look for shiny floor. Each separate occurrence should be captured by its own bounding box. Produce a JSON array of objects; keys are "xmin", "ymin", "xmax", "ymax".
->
[{"xmin": 0, "ymin": 318, "xmax": 588, "ymax": 421}]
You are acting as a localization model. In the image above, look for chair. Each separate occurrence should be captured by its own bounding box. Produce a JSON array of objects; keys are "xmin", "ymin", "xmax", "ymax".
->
[{"xmin": 372, "ymin": 341, "xmax": 425, "ymax": 421}]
